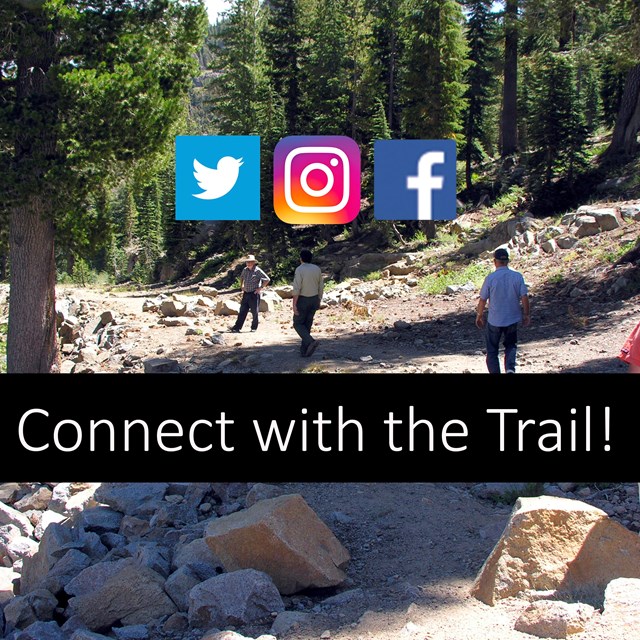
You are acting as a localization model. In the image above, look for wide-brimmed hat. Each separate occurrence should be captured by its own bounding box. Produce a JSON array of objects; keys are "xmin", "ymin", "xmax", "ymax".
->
[{"xmin": 245, "ymin": 254, "xmax": 258, "ymax": 263}]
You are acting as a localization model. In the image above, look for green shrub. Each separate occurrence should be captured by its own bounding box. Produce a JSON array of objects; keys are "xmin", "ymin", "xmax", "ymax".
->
[{"xmin": 419, "ymin": 262, "xmax": 491, "ymax": 294}]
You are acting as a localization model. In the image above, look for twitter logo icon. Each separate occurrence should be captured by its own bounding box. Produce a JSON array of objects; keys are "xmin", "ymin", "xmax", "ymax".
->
[
  {"xmin": 176, "ymin": 136, "xmax": 260, "ymax": 220},
  {"xmin": 193, "ymin": 157, "xmax": 243, "ymax": 200}
]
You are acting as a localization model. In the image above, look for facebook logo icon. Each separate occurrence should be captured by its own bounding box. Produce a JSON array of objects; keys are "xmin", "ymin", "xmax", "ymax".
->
[{"xmin": 374, "ymin": 140, "xmax": 457, "ymax": 221}]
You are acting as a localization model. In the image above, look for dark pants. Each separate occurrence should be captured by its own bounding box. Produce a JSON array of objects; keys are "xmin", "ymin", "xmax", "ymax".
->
[
  {"xmin": 233, "ymin": 291, "xmax": 260, "ymax": 331},
  {"xmin": 293, "ymin": 295, "xmax": 319, "ymax": 353},
  {"xmin": 486, "ymin": 322, "xmax": 518, "ymax": 373}
]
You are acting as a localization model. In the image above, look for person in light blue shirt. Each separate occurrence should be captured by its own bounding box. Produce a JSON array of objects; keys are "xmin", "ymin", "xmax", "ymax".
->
[{"xmin": 476, "ymin": 248, "xmax": 530, "ymax": 373}]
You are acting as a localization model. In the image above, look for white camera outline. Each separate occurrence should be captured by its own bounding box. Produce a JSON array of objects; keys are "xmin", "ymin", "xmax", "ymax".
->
[{"xmin": 283, "ymin": 146, "xmax": 350, "ymax": 213}]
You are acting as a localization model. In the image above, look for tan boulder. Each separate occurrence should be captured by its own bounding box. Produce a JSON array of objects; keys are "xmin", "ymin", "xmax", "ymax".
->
[
  {"xmin": 214, "ymin": 300, "xmax": 241, "ymax": 316},
  {"xmin": 601, "ymin": 578, "xmax": 640, "ymax": 637},
  {"xmin": 472, "ymin": 496, "xmax": 640, "ymax": 605},
  {"xmin": 514, "ymin": 600, "xmax": 595, "ymax": 638},
  {"xmin": 205, "ymin": 494, "xmax": 349, "ymax": 594}
]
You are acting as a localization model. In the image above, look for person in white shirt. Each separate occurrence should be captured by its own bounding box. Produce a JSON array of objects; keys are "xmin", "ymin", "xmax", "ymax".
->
[{"xmin": 292, "ymin": 249, "xmax": 324, "ymax": 357}]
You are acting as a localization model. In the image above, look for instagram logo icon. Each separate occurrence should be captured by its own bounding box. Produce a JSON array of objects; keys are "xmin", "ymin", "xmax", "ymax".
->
[{"xmin": 273, "ymin": 136, "xmax": 361, "ymax": 224}]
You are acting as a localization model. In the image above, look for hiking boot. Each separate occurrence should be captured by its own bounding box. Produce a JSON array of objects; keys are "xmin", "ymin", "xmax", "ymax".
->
[{"xmin": 305, "ymin": 340, "xmax": 318, "ymax": 357}]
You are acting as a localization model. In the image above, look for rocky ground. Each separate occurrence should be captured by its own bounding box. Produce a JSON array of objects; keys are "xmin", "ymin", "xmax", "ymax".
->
[
  {"xmin": 1, "ymin": 482, "xmax": 639, "ymax": 640},
  {"xmin": 18, "ymin": 199, "xmax": 638, "ymax": 375}
]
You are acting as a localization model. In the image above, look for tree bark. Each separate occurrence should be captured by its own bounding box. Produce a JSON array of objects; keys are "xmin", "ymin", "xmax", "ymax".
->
[
  {"xmin": 7, "ymin": 7, "xmax": 60, "ymax": 372},
  {"xmin": 602, "ymin": 64, "xmax": 640, "ymax": 160},
  {"xmin": 500, "ymin": 0, "xmax": 518, "ymax": 157},
  {"xmin": 8, "ymin": 200, "xmax": 58, "ymax": 372}
]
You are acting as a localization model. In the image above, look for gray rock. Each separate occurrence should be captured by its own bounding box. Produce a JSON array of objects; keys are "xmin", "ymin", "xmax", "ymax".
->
[
  {"xmin": 245, "ymin": 484, "xmax": 285, "ymax": 508},
  {"xmin": 15, "ymin": 621, "xmax": 66, "ymax": 640},
  {"xmin": 112, "ymin": 625, "xmax": 149, "ymax": 640},
  {"xmin": 270, "ymin": 611, "xmax": 309, "ymax": 636},
  {"xmin": 0, "ymin": 484, "xmax": 21, "ymax": 504},
  {"xmin": 61, "ymin": 616, "xmax": 88, "ymax": 635},
  {"xmin": 541, "ymin": 239, "xmax": 558, "ymax": 254},
  {"xmin": 100, "ymin": 532, "xmax": 126, "ymax": 551},
  {"xmin": 128, "ymin": 542, "xmax": 171, "ymax": 578},
  {"xmin": 592, "ymin": 209, "xmax": 622, "ymax": 231},
  {"xmin": 34, "ymin": 511, "xmax": 68, "ymax": 541},
  {"xmin": 620, "ymin": 205, "xmax": 640, "ymax": 221},
  {"xmin": 165, "ymin": 563, "xmax": 218, "ymax": 611},
  {"xmin": 172, "ymin": 538, "xmax": 223, "ymax": 573},
  {"xmin": 319, "ymin": 587, "xmax": 365, "ymax": 608},
  {"xmin": 67, "ymin": 561, "xmax": 176, "ymax": 630},
  {"xmin": 94, "ymin": 484, "xmax": 167, "ymax": 517},
  {"xmin": 159, "ymin": 317, "xmax": 194, "ymax": 327},
  {"xmin": 143, "ymin": 357, "xmax": 181, "ymax": 373},
  {"xmin": 71, "ymin": 631, "xmax": 111, "ymax": 640},
  {"xmin": 42, "ymin": 549, "xmax": 91, "ymax": 595},
  {"xmin": 162, "ymin": 612, "xmax": 189, "ymax": 633},
  {"xmin": 20, "ymin": 523, "xmax": 75, "ymax": 594},
  {"xmin": 188, "ymin": 569, "xmax": 284, "ymax": 629},
  {"xmin": 76, "ymin": 507, "xmax": 123, "ymax": 535},
  {"xmin": 556, "ymin": 235, "xmax": 578, "ymax": 250},
  {"xmin": 65, "ymin": 558, "xmax": 132, "ymax": 597},
  {"xmin": 393, "ymin": 320, "xmax": 412, "ymax": 330},
  {"xmin": 0, "ymin": 502, "xmax": 34, "ymax": 538},
  {"xmin": 471, "ymin": 483, "xmax": 532, "ymax": 500},
  {"xmin": 4, "ymin": 589, "xmax": 57, "ymax": 629},
  {"xmin": 119, "ymin": 516, "xmax": 151, "ymax": 538},
  {"xmin": 572, "ymin": 216, "xmax": 600, "ymax": 237}
]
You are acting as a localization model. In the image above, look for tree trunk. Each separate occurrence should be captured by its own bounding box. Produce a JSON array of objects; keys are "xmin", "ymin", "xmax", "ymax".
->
[
  {"xmin": 501, "ymin": 0, "xmax": 518, "ymax": 157},
  {"xmin": 7, "ymin": 7, "xmax": 60, "ymax": 372},
  {"xmin": 8, "ymin": 200, "xmax": 59, "ymax": 372},
  {"xmin": 602, "ymin": 64, "xmax": 640, "ymax": 160},
  {"xmin": 388, "ymin": 28, "xmax": 396, "ymax": 132},
  {"xmin": 419, "ymin": 220, "xmax": 436, "ymax": 240}
]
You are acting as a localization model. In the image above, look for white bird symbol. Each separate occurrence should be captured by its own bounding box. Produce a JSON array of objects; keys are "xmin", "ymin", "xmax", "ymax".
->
[{"xmin": 192, "ymin": 156, "xmax": 244, "ymax": 200}]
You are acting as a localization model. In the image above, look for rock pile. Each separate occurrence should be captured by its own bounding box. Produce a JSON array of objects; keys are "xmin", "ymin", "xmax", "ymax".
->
[{"xmin": 0, "ymin": 483, "xmax": 349, "ymax": 640}]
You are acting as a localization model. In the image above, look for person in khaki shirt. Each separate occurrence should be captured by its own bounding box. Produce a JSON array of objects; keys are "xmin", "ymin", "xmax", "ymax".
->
[{"xmin": 292, "ymin": 249, "xmax": 324, "ymax": 357}]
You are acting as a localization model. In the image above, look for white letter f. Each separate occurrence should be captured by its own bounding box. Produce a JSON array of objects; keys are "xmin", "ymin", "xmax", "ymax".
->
[{"xmin": 407, "ymin": 151, "xmax": 445, "ymax": 220}]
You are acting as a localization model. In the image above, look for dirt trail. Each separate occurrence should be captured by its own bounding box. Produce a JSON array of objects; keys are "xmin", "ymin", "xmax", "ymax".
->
[
  {"xmin": 68, "ymin": 285, "xmax": 637, "ymax": 374},
  {"xmin": 271, "ymin": 483, "xmax": 628, "ymax": 640}
]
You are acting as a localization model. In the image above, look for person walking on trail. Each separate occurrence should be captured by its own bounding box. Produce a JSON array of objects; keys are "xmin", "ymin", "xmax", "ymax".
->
[
  {"xmin": 476, "ymin": 248, "xmax": 530, "ymax": 373},
  {"xmin": 292, "ymin": 249, "xmax": 324, "ymax": 357},
  {"xmin": 229, "ymin": 255, "xmax": 270, "ymax": 333}
]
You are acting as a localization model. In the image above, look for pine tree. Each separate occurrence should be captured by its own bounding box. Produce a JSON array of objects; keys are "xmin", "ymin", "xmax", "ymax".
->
[
  {"xmin": 368, "ymin": 0, "xmax": 404, "ymax": 136},
  {"xmin": 299, "ymin": 0, "xmax": 351, "ymax": 135},
  {"xmin": 462, "ymin": 0, "xmax": 498, "ymax": 189},
  {"xmin": 262, "ymin": 0, "xmax": 313, "ymax": 133},
  {"xmin": 0, "ymin": 0, "xmax": 206, "ymax": 372},
  {"xmin": 501, "ymin": 0, "xmax": 519, "ymax": 156},
  {"xmin": 400, "ymin": 0, "xmax": 468, "ymax": 140},
  {"xmin": 528, "ymin": 51, "xmax": 588, "ymax": 184}
]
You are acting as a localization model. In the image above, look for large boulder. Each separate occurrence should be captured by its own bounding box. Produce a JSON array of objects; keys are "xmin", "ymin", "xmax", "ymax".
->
[
  {"xmin": 15, "ymin": 620, "xmax": 66, "ymax": 640},
  {"xmin": 576, "ymin": 206, "xmax": 622, "ymax": 231},
  {"xmin": 514, "ymin": 601, "xmax": 594, "ymax": 638},
  {"xmin": 42, "ymin": 549, "xmax": 91, "ymax": 595},
  {"xmin": 205, "ymin": 494, "xmax": 350, "ymax": 595},
  {"xmin": 3, "ymin": 589, "xmax": 57, "ymax": 629},
  {"xmin": 601, "ymin": 578, "xmax": 640, "ymax": 636},
  {"xmin": 21, "ymin": 523, "xmax": 75, "ymax": 594},
  {"xmin": 159, "ymin": 300, "xmax": 187, "ymax": 318},
  {"xmin": 66, "ymin": 560, "xmax": 177, "ymax": 630},
  {"xmin": 93, "ymin": 483, "xmax": 167, "ymax": 516},
  {"xmin": 188, "ymin": 569, "xmax": 284, "ymax": 629},
  {"xmin": 472, "ymin": 496, "xmax": 640, "ymax": 605}
]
